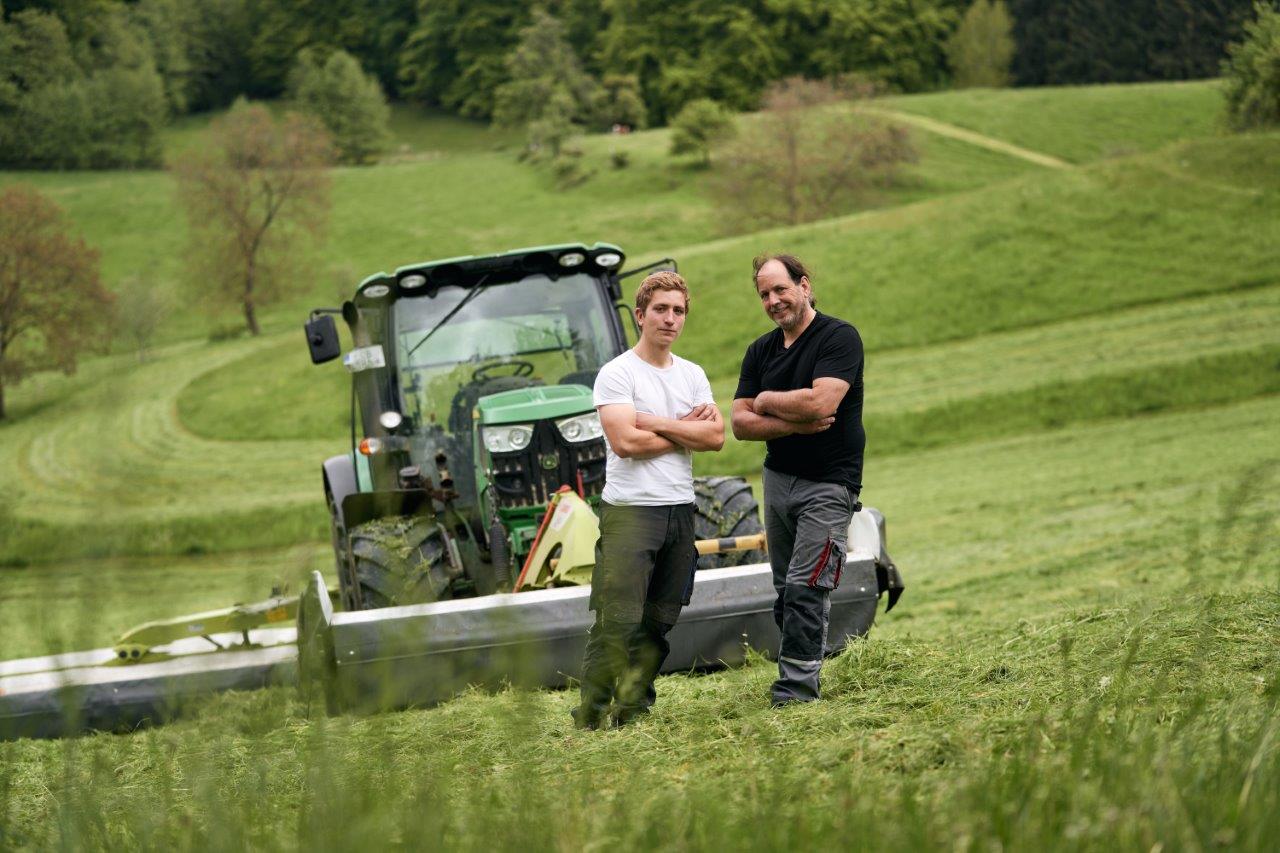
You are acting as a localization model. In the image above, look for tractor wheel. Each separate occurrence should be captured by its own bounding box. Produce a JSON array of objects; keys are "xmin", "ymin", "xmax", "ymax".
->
[
  {"xmin": 692, "ymin": 476, "xmax": 767, "ymax": 569},
  {"xmin": 347, "ymin": 515, "xmax": 458, "ymax": 610},
  {"xmin": 325, "ymin": 490, "xmax": 355, "ymax": 611}
]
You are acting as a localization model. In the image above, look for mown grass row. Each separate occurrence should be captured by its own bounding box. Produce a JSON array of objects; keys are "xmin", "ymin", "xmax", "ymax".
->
[
  {"xmin": 3, "ymin": 393, "xmax": 1274, "ymax": 848},
  {"xmin": 707, "ymin": 341, "xmax": 1280, "ymax": 476},
  {"xmin": 3, "ymin": 325, "xmax": 1275, "ymax": 565}
]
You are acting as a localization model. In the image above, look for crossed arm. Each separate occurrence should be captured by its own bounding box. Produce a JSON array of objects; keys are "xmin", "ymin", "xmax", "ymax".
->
[
  {"xmin": 731, "ymin": 377, "xmax": 849, "ymax": 441},
  {"xmin": 598, "ymin": 403, "xmax": 725, "ymax": 459}
]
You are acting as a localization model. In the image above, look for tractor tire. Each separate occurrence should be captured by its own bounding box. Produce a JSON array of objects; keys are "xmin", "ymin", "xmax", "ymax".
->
[
  {"xmin": 692, "ymin": 476, "xmax": 767, "ymax": 569},
  {"xmin": 326, "ymin": 490, "xmax": 356, "ymax": 611},
  {"xmin": 348, "ymin": 515, "xmax": 458, "ymax": 610}
]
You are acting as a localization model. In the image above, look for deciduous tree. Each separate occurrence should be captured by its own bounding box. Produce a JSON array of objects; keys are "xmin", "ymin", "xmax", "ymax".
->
[
  {"xmin": 711, "ymin": 78, "xmax": 916, "ymax": 229},
  {"xmin": 947, "ymin": 0, "xmax": 1016, "ymax": 88},
  {"xmin": 172, "ymin": 100, "xmax": 332, "ymax": 336},
  {"xmin": 288, "ymin": 48, "xmax": 391, "ymax": 165},
  {"xmin": 492, "ymin": 8, "xmax": 598, "ymax": 158},
  {"xmin": 0, "ymin": 186, "xmax": 111, "ymax": 421}
]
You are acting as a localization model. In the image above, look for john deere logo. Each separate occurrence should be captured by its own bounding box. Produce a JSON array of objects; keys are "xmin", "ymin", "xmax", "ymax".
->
[{"xmin": 540, "ymin": 452, "xmax": 559, "ymax": 470}]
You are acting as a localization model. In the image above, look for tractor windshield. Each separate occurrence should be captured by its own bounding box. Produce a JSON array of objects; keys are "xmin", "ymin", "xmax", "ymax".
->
[{"xmin": 393, "ymin": 272, "xmax": 619, "ymax": 431}]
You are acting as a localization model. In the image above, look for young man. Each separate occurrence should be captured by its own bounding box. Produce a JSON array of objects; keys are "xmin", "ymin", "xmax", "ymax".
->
[
  {"xmin": 730, "ymin": 254, "xmax": 864, "ymax": 706},
  {"xmin": 573, "ymin": 270, "xmax": 724, "ymax": 729}
]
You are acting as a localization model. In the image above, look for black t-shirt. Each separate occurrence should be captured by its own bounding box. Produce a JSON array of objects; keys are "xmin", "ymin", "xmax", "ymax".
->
[{"xmin": 735, "ymin": 312, "xmax": 865, "ymax": 491}]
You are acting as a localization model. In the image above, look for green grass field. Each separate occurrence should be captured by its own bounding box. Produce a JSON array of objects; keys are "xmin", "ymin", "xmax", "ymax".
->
[
  {"xmin": 0, "ymin": 80, "xmax": 1277, "ymax": 849},
  {"xmin": 883, "ymin": 80, "xmax": 1224, "ymax": 163}
]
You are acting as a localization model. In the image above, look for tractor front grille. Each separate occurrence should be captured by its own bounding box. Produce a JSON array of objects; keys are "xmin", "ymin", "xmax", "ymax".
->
[{"xmin": 490, "ymin": 421, "xmax": 606, "ymax": 508}]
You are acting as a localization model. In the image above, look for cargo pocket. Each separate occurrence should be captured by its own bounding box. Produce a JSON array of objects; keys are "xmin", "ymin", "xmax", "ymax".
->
[{"xmin": 805, "ymin": 536, "xmax": 847, "ymax": 591}]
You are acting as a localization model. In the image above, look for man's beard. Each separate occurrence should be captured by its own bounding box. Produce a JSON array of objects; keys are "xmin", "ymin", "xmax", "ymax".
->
[{"xmin": 773, "ymin": 305, "xmax": 802, "ymax": 330}]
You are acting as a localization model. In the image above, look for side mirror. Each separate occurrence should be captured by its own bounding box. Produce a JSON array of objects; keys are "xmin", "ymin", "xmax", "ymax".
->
[{"xmin": 305, "ymin": 314, "xmax": 340, "ymax": 364}]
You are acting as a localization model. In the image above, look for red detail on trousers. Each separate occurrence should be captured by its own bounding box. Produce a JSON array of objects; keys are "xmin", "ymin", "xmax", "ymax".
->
[{"xmin": 807, "ymin": 538, "xmax": 834, "ymax": 588}]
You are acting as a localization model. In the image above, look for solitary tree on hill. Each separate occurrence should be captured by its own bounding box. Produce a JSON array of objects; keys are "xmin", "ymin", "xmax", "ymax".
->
[
  {"xmin": 0, "ymin": 185, "xmax": 112, "ymax": 421},
  {"xmin": 712, "ymin": 78, "xmax": 916, "ymax": 229},
  {"xmin": 172, "ymin": 100, "xmax": 332, "ymax": 336}
]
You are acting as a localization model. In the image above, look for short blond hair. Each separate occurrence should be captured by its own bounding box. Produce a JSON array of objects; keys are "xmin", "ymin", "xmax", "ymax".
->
[{"xmin": 635, "ymin": 270, "xmax": 690, "ymax": 313}]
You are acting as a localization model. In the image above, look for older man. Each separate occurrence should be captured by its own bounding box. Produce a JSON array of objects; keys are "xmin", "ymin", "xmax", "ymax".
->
[
  {"xmin": 573, "ymin": 270, "xmax": 724, "ymax": 729},
  {"xmin": 731, "ymin": 254, "xmax": 864, "ymax": 706}
]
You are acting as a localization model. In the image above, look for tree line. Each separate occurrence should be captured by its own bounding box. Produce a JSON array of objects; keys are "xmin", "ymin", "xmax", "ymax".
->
[{"xmin": 1, "ymin": 0, "xmax": 1268, "ymax": 171}]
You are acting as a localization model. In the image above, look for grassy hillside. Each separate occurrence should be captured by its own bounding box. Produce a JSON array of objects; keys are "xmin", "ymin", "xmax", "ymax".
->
[
  {"xmin": 2, "ymin": 129, "xmax": 1276, "ymax": 566},
  {"xmin": 883, "ymin": 80, "xmax": 1224, "ymax": 163},
  {"xmin": 0, "ymin": 81, "xmax": 1223, "ymax": 349}
]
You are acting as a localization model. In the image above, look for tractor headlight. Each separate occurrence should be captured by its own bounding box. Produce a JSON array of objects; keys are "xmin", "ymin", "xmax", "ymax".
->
[
  {"xmin": 483, "ymin": 424, "xmax": 534, "ymax": 453},
  {"xmin": 555, "ymin": 412, "xmax": 603, "ymax": 443}
]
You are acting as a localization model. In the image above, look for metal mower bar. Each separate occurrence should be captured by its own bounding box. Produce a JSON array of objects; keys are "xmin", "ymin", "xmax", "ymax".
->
[{"xmin": 0, "ymin": 510, "xmax": 902, "ymax": 741}]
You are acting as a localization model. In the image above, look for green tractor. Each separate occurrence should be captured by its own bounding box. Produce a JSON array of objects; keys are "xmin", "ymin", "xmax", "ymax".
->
[{"xmin": 305, "ymin": 243, "xmax": 765, "ymax": 612}]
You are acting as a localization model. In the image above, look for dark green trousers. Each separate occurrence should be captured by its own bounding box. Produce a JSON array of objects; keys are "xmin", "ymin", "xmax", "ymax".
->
[{"xmin": 578, "ymin": 502, "xmax": 697, "ymax": 723}]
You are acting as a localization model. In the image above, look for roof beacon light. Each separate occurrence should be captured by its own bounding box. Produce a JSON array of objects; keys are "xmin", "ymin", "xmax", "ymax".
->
[
  {"xmin": 558, "ymin": 252, "xmax": 586, "ymax": 268},
  {"xmin": 594, "ymin": 252, "xmax": 622, "ymax": 268}
]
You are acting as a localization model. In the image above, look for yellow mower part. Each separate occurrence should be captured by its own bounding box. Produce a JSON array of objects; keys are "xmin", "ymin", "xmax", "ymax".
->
[
  {"xmin": 515, "ymin": 490, "xmax": 601, "ymax": 590},
  {"xmin": 111, "ymin": 588, "xmax": 338, "ymax": 663}
]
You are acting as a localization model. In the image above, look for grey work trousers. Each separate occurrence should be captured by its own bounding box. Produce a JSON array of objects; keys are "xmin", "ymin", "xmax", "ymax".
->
[{"xmin": 763, "ymin": 468, "xmax": 859, "ymax": 704}]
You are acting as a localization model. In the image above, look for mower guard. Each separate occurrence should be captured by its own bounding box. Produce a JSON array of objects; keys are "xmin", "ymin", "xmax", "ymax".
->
[{"xmin": 1, "ymin": 509, "xmax": 902, "ymax": 739}]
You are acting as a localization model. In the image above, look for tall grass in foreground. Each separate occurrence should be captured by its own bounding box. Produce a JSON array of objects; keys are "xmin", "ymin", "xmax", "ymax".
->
[{"xmin": 2, "ymin": 467, "xmax": 1275, "ymax": 850}]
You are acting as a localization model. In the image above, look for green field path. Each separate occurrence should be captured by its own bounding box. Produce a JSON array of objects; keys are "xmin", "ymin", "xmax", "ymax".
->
[{"xmin": 862, "ymin": 105, "xmax": 1071, "ymax": 169}]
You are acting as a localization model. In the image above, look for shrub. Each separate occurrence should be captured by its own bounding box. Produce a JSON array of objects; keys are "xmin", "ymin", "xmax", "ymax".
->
[
  {"xmin": 1222, "ymin": 2, "xmax": 1280, "ymax": 130},
  {"xmin": 669, "ymin": 98, "xmax": 736, "ymax": 166}
]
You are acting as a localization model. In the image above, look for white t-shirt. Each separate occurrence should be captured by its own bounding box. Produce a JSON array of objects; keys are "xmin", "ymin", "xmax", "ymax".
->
[{"xmin": 593, "ymin": 349, "xmax": 715, "ymax": 506}]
